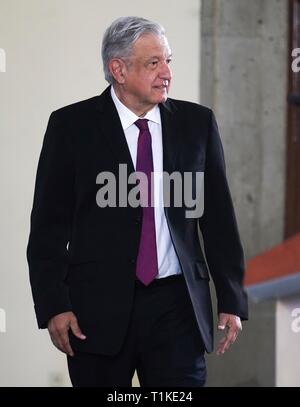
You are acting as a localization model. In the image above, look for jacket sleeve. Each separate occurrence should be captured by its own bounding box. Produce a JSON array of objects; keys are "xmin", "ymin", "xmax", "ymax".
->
[
  {"xmin": 199, "ymin": 110, "xmax": 248, "ymax": 320},
  {"xmin": 27, "ymin": 111, "xmax": 74, "ymax": 328}
]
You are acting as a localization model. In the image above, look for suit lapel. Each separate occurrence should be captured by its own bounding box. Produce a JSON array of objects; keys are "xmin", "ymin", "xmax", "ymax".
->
[
  {"xmin": 159, "ymin": 99, "xmax": 181, "ymax": 174},
  {"xmin": 95, "ymin": 86, "xmax": 135, "ymax": 174}
]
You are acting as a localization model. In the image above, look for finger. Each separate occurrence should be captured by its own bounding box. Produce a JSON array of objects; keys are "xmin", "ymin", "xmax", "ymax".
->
[
  {"xmin": 216, "ymin": 336, "xmax": 227, "ymax": 355},
  {"xmin": 217, "ymin": 327, "xmax": 239, "ymax": 355},
  {"xmin": 49, "ymin": 334, "xmax": 61, "ymax": 352},
  {"xmin": 216, "ymin": 336, "xmax": 226, "ymax": 348},
  {"xmin": 230, "ymin": 327, "xmax": 239, "ymax": 342},
  {"xmin": 217, "ymin": 328, "xmax": 233, "ymax": 355},
  {"xmin": 70, "ymin": 317, "xmax": 86, "ymax": 340},
  {"xmin": 50, "ymin": 324, "xmax": 74, "ymax": 356},
  {"xmin": 57, "ymin": 331, "xmax": 74, "ymax": 357},
  {"xmin": 48, "ymin": 327, "xmax": 63, "ymax": 349},
  {"xmin": 227, "ymin": 325, "xmax": 238, "ymax": 341},
  {"xmin": 49, "ymin": 333, "xmax": 71, "ymax": 356},
  {"xmin": 217, "ymin": 316, "xmax": 228, "ymax": 331},
  {"xmin": 217, "ymin": 337, "xmax": 231, "ymax": 355},
  {"xmin": 218, "ymin": 314, "xmax": 229, "ymax": 331},
  {"xmin": 61, "ymin": 338, "xmax": 74, "ymax": 357}
]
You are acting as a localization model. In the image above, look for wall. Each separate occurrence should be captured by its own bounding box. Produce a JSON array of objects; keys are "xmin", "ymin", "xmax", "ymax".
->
[
  {"xmin": 201, "ymin": 0, "xmax": 288, "ymax": 259},
  {"xmin": 201, "ymin": 0, "xmax": 288, "ymax": 387}
]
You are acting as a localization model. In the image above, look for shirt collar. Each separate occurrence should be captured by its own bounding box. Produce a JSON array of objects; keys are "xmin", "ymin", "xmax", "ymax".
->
[{"xmin": 110, "ymin": 85, "xmax": 161, "ymax": 131}]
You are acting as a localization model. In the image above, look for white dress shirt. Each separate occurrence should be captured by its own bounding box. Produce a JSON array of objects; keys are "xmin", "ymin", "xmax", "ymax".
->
[{"xmin": 110, "ymin": 86, "xmax": 182, "ymax": 278}]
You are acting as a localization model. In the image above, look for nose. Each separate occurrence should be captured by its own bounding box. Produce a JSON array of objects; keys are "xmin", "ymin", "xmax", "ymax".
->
[{"xmin": 159, "ymin": 61, "xmax": 172, "ymax": 81}]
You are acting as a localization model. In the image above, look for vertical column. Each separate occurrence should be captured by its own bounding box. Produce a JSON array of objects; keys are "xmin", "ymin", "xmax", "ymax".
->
[{"xmin": 285, "ymin": 0, "xmax": 300, "ymax": 238}]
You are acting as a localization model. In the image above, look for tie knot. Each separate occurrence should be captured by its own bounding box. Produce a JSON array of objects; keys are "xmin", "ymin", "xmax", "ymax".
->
[{"xmin": 135, "ymin": 119, "xmax": 149, "ymax": 131}]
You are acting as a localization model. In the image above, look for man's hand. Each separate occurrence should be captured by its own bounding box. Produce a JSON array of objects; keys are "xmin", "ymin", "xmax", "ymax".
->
[
  {"xmin": 47, "ymin": 311, "xmax": 86, "ymax": 357},
  {"xmin": 216, "ymin": 313, "xmax": 242, "ymax": 355}
]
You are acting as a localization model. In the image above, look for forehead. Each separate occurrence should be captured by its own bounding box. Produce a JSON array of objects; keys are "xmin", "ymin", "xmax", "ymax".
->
[{"xmin": 131, "ymin": 34, "xmax": 171, "ymax": 58}]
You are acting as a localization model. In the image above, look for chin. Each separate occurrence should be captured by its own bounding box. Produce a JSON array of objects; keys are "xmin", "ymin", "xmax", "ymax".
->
[
  {"xmin": 150, "ymin": 87, "xmax": 169, "ymax": 102},
  {"xmin": 159, "ymin": 94, "xmax": 168, "ymax": 103},
  {"xmin": 153, "ymin": 92, "xmax": 168, "ymax": 104}
]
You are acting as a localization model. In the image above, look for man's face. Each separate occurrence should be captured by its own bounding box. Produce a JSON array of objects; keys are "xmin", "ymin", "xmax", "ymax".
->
[{"xmin": 121, "ymin": 34, "xmax": 172, "ymax": 110}]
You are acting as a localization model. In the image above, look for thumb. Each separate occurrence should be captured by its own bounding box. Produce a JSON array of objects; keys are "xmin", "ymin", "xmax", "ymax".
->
[
  {"xmin": 70, "ymin": 317, "xmax": 86, "ymax": 340},
  {"xmin": 218, "ymin": 314, "xmax": 228, "ymax": 330}
]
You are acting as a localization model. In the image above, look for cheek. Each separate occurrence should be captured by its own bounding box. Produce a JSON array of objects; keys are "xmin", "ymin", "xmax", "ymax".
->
[
  {"xmin": 131, "ymin": 72, "xmax": 157, "ymax": 94},
  {"xmin": 139, "ymin": 77, "xmax": 155, "ymax": 92}
]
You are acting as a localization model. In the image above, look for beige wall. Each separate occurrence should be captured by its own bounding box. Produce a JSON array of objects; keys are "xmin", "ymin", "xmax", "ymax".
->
[{"xmin": 0, "ymin": 0, "xmax": 200, "ymax": 386}]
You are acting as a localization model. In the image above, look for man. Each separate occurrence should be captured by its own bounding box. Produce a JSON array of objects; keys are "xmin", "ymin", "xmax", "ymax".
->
[{"xmin": 27, "ymin": 16, "xmax": 248, "ymax": 387}]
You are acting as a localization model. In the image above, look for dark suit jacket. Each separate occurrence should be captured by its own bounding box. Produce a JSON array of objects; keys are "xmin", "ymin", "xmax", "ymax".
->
[{"xmin": 27, "ymin": 86, "xmax": 248, "ymax": 355}]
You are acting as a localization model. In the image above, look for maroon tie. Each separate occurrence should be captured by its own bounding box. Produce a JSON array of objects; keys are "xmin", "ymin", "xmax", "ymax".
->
[{"xmin": 135, "ymin": 119, "xmax": 158, "ymax": 285}]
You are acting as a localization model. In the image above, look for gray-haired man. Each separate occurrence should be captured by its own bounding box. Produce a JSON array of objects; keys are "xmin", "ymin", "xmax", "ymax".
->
[{"xmin": 27, "ymin": 16, "xmax": 248, "ymax": 387}]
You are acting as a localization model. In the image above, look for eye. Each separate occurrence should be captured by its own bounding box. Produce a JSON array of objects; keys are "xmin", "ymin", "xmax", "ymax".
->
[
  {"xmin": 166, "ymin": 58, "xmax": 172, "ymax": 64},
  {"xmin": 150, "ymin": 61, "xmax": 158, "ymax": 67}
]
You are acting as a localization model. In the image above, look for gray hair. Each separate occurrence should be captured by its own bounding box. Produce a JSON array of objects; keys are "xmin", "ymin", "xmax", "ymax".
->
[{"xmin": 101, "ymin": 16, "xmax": 165, "ymax": 84}]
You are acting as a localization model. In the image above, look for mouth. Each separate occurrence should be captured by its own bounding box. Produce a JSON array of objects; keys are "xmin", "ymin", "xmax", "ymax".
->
[{"xmin": 154, "ymin": 83, "xmax": 169, "ymax": 90}]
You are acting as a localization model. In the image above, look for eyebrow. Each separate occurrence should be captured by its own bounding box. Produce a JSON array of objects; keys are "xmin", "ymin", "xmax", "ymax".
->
[{"xmin": 146, "ymin": 54, "xmax": 172, "ymax": 61}]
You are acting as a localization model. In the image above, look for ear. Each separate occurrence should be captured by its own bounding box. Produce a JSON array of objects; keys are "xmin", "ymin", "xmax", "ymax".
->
[{"xmin": 109, "ymin": 58, "xmax": 126, "ymax": 84}]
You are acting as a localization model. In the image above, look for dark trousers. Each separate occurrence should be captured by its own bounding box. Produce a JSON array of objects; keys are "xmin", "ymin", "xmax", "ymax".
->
[{"xmin": 67, "ymin": 274, "xmax": 206, "ymax": 387}]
